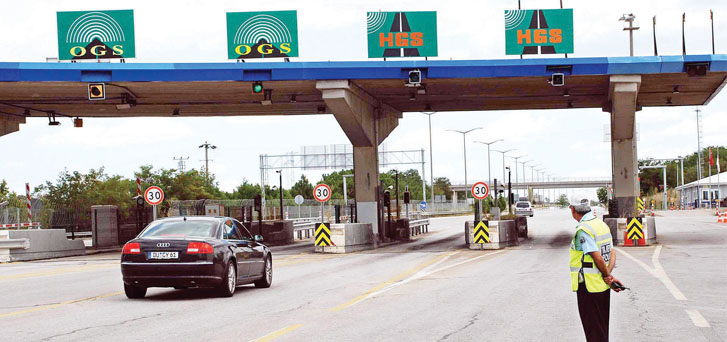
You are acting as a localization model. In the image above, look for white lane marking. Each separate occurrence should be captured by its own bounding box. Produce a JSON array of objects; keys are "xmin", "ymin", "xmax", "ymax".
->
[
  {"xmin": 616, "ymin": 246, "xmax": 687, "ymax": 301},
  {"xmin": 686, "ymin": 310, "xmax": 711, "ymax": 328},
  {"xmin": 364, "ymin": 250, "xmax": 506, "ymax": 301}
]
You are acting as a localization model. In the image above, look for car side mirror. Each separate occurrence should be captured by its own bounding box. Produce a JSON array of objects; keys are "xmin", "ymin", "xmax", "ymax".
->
[{"xmin": 254, "ymin": 235, "xmax": 264, "ymax": 243}]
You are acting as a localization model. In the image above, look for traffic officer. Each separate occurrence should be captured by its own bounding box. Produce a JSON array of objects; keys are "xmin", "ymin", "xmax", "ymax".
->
[{"xmin": 568, "ymin": 199, "xmax": 624, "ymax": 342}]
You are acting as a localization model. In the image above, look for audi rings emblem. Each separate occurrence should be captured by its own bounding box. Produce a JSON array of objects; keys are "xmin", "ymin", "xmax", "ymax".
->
[{"xmin": 156, "ymin": 243, "xmax": 171, "ymax": 248}]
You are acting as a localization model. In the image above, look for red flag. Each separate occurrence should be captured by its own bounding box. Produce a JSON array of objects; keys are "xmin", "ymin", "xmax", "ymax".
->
[{"xmin": 710, "ymin": 148, "xmax": 714, "ymax": 166}]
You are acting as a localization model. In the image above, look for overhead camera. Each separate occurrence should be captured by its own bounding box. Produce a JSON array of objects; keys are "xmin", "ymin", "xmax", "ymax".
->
[
  {"xmin": 406, "ymin": 69, "xmax": 422, "ymax": 87},
  {"xmin": 550, "ymin": 73, "xmax": 565, "ymax": 87}
]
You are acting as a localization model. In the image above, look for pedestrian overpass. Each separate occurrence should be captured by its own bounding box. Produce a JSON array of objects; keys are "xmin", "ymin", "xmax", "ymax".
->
[
  {"xmin": 1, "ymin": 55, "xmax": 725, "ymax": 239},
  {"xmin": 450, "ymin": 178, "xmax": 612, "ymax": 192}
]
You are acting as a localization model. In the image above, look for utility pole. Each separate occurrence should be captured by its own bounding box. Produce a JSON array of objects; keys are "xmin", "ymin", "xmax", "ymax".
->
[
  {"xmin": 619, "ymin": 14, "xmax": 639, "ymax": 56},
  {"xmin": 173, "ymin": 156, "xmax": 189, "ymax": 172},
  {"xmin": 198, "ymin": 141, "xmax": 217, "ymax": 182}
]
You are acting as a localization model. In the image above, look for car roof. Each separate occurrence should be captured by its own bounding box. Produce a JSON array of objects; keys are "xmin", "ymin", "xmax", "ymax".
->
[{"xmin": 155, "ymin": 216, "xmax": 227, "ymax": 222}]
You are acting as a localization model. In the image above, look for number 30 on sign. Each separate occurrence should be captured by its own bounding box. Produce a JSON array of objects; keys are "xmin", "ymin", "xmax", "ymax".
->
[
  {"xmin": 471, "ymin": 182, "xmax": 489, "ymax": 200},
  {"xmin": 144, "ymin": 186, "xmax": 164, "ymax": 206},
  {"xmin": 314, "ymin": 184, "xmax": 331, "ymax": 202}
]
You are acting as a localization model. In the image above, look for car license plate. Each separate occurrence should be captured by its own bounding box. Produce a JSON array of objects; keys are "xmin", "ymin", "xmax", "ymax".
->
[{"xmin": 148, "ymin": 251, "xmax": 179, "ymax": 260}]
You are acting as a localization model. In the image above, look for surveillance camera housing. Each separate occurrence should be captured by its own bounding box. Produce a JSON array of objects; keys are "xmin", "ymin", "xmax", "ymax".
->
[
  {"xmin": 551, "ymin": 73, "xmax": 565, "ymax": 87},
  {"xmin": 406, "ymin": 69, "xmax": 422, "ymax": 87}
]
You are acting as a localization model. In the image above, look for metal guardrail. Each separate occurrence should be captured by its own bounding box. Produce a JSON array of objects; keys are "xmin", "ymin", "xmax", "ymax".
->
[
  {"xmin": 0, "ymin": 238, "xmax": 30, "ymax": 250},
  {"xmin": 293, "ymin": 222, "xmax": 316, "ymax": 240},
  {"xmin": 65, "ymin": 231, "xmax": 92, "ymax": 239},
  {"xmin": 409, "ymin": 219, "xmax": 430, "ymax": 236}
]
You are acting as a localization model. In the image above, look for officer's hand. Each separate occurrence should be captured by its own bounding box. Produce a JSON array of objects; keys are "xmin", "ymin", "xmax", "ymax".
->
[{"xmin": 603, "ymin": 275, "xmax": 624, "ymax": 292}]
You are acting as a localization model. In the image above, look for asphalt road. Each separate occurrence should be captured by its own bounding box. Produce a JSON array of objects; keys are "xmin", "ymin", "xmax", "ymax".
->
[{"xmin": 0, "ymin": 208, "xmax": 724, "ymax": 341}]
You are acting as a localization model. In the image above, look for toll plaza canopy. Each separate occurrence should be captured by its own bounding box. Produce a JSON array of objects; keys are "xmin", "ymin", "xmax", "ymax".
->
[{"xmin": 0, "ymin": 54, "xmax": 725, "ymax": 120}]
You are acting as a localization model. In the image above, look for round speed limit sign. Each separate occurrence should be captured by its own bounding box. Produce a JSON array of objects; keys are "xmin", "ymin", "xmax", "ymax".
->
[
  {"xmin": 471, "ymin": 182, "xmax": 489, "ymax": 200},
  {"xmin": 314, "ymin": 184, "xmax": 331, "ymax": 202},
  {"xmin": 144, "ymin": 186, "xmax": 164, "ymax": 206}
]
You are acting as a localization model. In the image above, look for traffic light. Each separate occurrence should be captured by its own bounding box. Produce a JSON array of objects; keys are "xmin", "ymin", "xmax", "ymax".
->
[
  {"xmin": 254, "ymin": 194, "xmax": 262, "ymax": 212},
  {"xmin": 88, "ymin": 83, "xmax": 105, "ymax": 100},
  {"xmin": 252, "ymin": 81, "xmax": 263, "ymax": 94},
  {"xmin": 383, "ymin": 190, "xmax": 391, "ymax": 207},
  {"xmin": 403, "ymin": 191, "xmax": 410, "ymax": 204}
]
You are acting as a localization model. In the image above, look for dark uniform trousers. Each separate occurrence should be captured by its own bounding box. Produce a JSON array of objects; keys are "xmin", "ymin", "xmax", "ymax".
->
[{"xmin": 577, "ymin": 282, "xmax": 611, "ymax": 342}]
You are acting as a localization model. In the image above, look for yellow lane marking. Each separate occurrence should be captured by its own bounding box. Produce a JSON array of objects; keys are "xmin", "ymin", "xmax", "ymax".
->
[
  {"xmin": 0, "ymin": 264, "xmax": 118, "ymax": 282},
  {"xmin": 330, "ymin": 251, "xmax": 458, "ymax": 312},
  {"xmin": 250, "ymin": 324, "xmax": 303, "ymax": 342},
  {"xmin": 0, "ymin": 291, "xmax": 122, "ymax": 319}
]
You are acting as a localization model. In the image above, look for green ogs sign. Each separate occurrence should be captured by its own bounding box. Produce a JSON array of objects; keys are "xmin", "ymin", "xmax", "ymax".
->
[
  {"xmin": 57, "ymin": 10, "xmax": 135, "ymax": 60},
  {"xmin": 226, "ymin": 11, "xmax": 299, "ymax": 59}
]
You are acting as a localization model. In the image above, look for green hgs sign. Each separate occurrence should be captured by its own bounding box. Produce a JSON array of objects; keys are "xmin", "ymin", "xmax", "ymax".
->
[
  {"xmin": 504, "ymin": 9, "xmax": 573, "ymax": 55},
  {"xmin": 227, "ymin": 11, "xmax": 299, "ymax": 59},
  {"xmin": 367, "ymin": 11, "xmax": 437, "ymax": 58},
  {"xmin": 57, "ymin": 10, "xmax": 135, "ymax": 60}
]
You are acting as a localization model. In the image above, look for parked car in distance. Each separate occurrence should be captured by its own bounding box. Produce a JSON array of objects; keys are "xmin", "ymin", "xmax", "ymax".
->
[
  {"xmin": 515, "ymin": 201, "xmax": 534, "ymax": 217},
  {"xmin": 120, "ymin": 216, "xmax": 272, "ymax": 299}
]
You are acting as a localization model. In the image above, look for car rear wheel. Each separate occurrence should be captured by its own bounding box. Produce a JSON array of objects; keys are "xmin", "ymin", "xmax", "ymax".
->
[
  {"xmin": 124, "ymin": 284, "xmax": 147, "ymax": 299},
  {"xmin": 217, "ymin": 261, "xmax": 236, "ymax": 297},
  {"xmin": 254, "ymin": 257, "xmax": 272, "ymax": 288}
]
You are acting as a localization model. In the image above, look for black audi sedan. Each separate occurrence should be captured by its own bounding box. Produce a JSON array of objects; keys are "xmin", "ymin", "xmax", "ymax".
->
[{"xmin": 120, "ymin": 216, "xmax": 272, "ymax": 299}]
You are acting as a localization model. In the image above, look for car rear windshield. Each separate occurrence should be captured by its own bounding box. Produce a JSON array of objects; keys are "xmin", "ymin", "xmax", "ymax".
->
[
  {"xmin": 516, "ymin": 202, "xmax": 530, "ymax": 208},
  {"xmin": 139, "ymin": 220, "xmax": 218, "ymax": 238}
]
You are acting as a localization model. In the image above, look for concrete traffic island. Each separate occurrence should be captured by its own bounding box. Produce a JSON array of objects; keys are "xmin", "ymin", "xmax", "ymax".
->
[
  {"xmin": 314, "ymin": 223, "xmax": 374, "ymax": 254},
  {"xmin": 464, "ymin": 220, "xmax": 519, "ymax": 250},
  {"xmin": 604, "ymin": 217, "xmax": 657, "ymax": 246}
]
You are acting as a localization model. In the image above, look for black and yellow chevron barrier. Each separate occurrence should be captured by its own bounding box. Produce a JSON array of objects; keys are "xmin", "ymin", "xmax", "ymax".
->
[
  {"xmin": 315, "ymin": 222, "xmax": 334, "ymax": 247},
  {"xmin": 474, "ymin": 220, "xmax": 490, "ymax": 244},
  {"xmin": 637, "ymin": 197, "xmax": 644, "ymax": 212},
  {"xmin": 626, "ymin": 217, "xmax": 644, "ymax": 240}
]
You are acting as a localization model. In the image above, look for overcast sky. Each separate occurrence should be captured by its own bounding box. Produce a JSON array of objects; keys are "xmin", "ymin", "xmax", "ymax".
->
[{"xmin": 1, "ymin": 0, "xmax": 725, "ymax": 201}]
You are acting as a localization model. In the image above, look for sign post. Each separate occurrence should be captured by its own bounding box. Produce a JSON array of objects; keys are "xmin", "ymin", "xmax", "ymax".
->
[
  {"xmin": 472, "ymin": 182, "xmax": 490, "ymax": 220},
  {"xmin": 294, "ymin": 195, "xmax": 304, "ymax": 219},
  {"xmin": 314, "ymin": 184, "xmax": 333, "ymax": 249},
  {"xmin": 144, "ymin": 186, "xmax": 164, "ymax": 221}
]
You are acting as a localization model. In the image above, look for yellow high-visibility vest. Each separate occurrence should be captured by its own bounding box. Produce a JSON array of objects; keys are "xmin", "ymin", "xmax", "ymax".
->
[{"xmin": 569, "ymin": 218, "xmax": 612, "ymax": 292}]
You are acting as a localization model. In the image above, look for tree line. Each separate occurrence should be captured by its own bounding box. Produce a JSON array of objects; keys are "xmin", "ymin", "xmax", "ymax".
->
[{"xmin": 1, "ymin": 166, "xmax": 458, "ymax": 210}]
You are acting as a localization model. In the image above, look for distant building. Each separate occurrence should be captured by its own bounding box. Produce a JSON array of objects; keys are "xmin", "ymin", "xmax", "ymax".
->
[{"xmin": 676, "ymin": 171, "xmax": 726, "ymax": 208}]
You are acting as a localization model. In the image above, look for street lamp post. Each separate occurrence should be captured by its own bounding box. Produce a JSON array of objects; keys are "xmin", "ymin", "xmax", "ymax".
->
[
  {"xmin": 448, "ymin": 128, "xmax": 483, "ymax": 202},
  {"xmin": 535, "ymin": 168, "xmax": 546, "ymax": 204},
  {"xmin": 474, "ymin": 139, "xmax": 503, "ymax": 194},
  {"xmin": 421, "ymin": 112, "xmax": 436, "ymax": 207},
  {"xmin": 619, "ymin": 13, "xmax": 639, "ymax": 56},
  {"xmin": 198, "ymin": 141, "xmax": 217, "ymax": 183},
  {"xmin": 520, "ymin": 160, "xmax": 534, "ymax": 200},
  {"xmin": 529, "ymin": 163, "xmax": 541, "ymax": 203},
  {"xmin": 492, "ymin": 149, "xmax": 515, "ymax": 195},
  {"xmin": 508, "ymin": 155, "xmax": 527, "ymax": 197}
]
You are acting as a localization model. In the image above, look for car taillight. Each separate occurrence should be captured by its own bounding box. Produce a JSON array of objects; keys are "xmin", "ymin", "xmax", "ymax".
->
[
  {"xmin": 187, "ymin": 242, "xmax": 214, "ymax": 254},
  {"xmin": 122, "ymin": 242, "xmax": 141, "ymax": 254}
]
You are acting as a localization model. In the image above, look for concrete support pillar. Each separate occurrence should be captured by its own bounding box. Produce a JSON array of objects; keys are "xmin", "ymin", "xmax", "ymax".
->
[
  {"xmin": 0, "ymin": 116, "xmax": 24, "ymax": 137},
  {"xmin": 317, "ymin": 80, "xmax": 400, "ymax": 240},
  {"xmin": 608, "ymin": 75, "xmax": 641, "ymax": 217}
]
